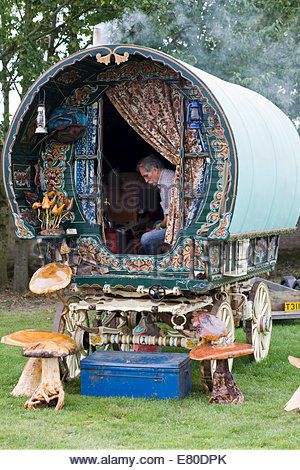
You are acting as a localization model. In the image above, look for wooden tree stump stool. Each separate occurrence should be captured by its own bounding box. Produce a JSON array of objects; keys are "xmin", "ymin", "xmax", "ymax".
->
[
  {"xmin": 284, "ymin": 356, "xmax": 300, "ymax": 412},
  {"xmin": 190, "ymin": 343, "xmax": 254, "ymax": 404},
  {"xmin": 1, "ymin": 330, "xmax": 77, "ymax": 410}
]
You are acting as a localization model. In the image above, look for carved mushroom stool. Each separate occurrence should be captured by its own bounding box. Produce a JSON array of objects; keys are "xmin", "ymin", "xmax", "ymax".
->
[
  {"xmin": 190, "ymin": 342, "xmax": 254, "ymax": 404},
  {"xmin": 1, "ymin": 330, "xmax": 77, "ymax": 410},
  {"xmin": 192, "ymin": 310, "xmax": 229, "ymax": 392},
  {"xmin": 284, "ymin": 356, "xmax": 300, "ymax": 412},
  {"xmin": 191, "ymin": 311, "xmax": 253, "ymax": 404}
]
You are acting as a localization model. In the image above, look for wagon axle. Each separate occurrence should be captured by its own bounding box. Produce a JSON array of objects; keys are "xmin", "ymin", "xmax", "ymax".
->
[{"xmin": 89, "ymin": 332, "xmax": 199, "ymax": 350}]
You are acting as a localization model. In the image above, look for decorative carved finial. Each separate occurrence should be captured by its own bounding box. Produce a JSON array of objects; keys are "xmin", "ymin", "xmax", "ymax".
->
[{"xmin": 96, "ymin": 51, "xmax": 129, "ymax": 66}]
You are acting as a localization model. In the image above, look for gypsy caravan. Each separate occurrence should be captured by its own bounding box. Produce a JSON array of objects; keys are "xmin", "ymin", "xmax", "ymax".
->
[{"xmin": 2, "ymin": 44, "xmax": 300, "ymax": 382}]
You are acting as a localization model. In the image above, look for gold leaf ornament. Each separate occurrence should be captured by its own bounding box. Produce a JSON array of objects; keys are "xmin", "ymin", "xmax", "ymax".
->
[
  {"xmin": 96, "ymin": 53, "xmax": 112, "ymax": 65},
  {"xmin": 96, "ymin": 51, "xmax": 129, "ymax": 66},
  {"xmin": 114, "ymin": 51, "xmax": 129, "ymax": 65}
]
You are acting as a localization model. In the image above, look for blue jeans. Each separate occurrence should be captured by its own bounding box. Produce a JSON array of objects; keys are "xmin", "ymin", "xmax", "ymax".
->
[{"xmin": 140, "ymin": 228, "xmax": 166, "ymax": 255}]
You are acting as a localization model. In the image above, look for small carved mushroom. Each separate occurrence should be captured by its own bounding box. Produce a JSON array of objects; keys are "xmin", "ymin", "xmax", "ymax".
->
[
  {"xmin": 29, "ymin": 262, "xmax": 72, "ymax": 295},
  {"xmin": 1, "ymin": 330, "xmax": 77, "ymax": 410}
]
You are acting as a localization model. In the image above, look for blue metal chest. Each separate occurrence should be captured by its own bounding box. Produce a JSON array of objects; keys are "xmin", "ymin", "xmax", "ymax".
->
[{"xmin": 80, "ymin": 351, "xmax": 192, "ymax": 399}]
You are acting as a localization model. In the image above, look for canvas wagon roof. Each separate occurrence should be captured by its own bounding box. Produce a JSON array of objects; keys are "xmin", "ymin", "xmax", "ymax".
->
[
  {"xmin": 180, "ymin": 59, "xmax": 300, "ymax": 236},
  {"xmin": 3, "ymin": 44, "xmax": 300, "ymax": 239}
]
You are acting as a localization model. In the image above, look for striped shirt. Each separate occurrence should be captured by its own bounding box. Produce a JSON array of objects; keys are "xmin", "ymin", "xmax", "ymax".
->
[{"xmin": 157, "ymin": 169, "xmax": 175, "ymax": 215}]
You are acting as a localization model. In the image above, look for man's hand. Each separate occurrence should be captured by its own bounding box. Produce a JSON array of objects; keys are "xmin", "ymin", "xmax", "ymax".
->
[{"xmin": 156, "ymin": 215, "xmax": 168, "ymax": 230}]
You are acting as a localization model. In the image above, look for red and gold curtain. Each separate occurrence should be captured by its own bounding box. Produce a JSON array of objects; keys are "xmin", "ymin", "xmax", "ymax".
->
[{"xmin": 106, "ymin": 75, "xmax": 202, "ymax": 244}]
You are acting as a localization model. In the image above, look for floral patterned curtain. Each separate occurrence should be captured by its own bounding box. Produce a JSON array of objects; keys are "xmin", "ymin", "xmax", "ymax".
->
[{"xmin": 106, "ymin": 78, "xmax": 202, "ymax": 244}]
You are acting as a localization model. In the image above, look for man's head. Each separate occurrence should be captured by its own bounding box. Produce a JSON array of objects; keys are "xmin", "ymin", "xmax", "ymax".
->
[{"xmin": 137, "ymin": 154, "xmax": 164, "ymax": 186}]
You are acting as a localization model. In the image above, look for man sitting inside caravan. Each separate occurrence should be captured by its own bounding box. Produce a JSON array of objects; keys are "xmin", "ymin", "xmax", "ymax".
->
[{"xmin": 137, "ymin": 155, "xmax": 175, "ymax": 255}]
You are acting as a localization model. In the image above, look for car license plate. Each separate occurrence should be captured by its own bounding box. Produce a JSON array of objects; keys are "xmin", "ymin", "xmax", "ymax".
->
[{"xmin": 284, "ymin": 302, "xmax": 300, "ymax": 312}]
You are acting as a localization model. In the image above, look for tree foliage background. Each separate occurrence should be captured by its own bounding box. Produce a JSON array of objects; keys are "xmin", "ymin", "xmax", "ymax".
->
[
  {"xmin": 107, "ymin": 0, "xmax": 299, "ymax": 128},
  {"xmin": 0, "ymin": 0, "xmax": 299, "ymax": 288},
  {"xmin": 0, "ymin": 0, "xmax": 154, "ymax": 142}
]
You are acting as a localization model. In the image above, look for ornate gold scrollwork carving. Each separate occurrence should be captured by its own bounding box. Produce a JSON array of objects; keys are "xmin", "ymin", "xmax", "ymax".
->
[
  {"xmin": 96, "ymin": 51, "xmax": 129, "ymax": 66},
  {"xmin": 114, "ymin": 51, "xmax": 129, "ymax": 65},
  {"xmin": 96, "ymin": 53, "xmax": 112, "ymax": 65}
]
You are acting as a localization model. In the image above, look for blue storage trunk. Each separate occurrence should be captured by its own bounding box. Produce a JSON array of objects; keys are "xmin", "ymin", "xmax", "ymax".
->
[{"xmin": 80, "ymin": 351, "xmax": 192, "ymax": 399}]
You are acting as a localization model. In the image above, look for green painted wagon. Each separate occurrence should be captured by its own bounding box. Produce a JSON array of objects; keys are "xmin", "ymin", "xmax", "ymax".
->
[{"xmin": 3, "ymin": 44, "xmax": 300, "ymax": 380}]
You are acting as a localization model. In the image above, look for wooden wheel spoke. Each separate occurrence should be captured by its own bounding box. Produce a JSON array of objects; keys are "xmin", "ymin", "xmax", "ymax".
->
[
  {"xmin": 226, "ymin": 331, "xmax": 234, "ymax": 342},
  {"xmin": 260, "ymin": 290, "xmax": 267, "ymax": 305},
  {"xmin": 248, "ymin": 282, "xmax": 272, "ymax": 362},
  {"xmin": 252, "ymin": 328, "xmax": 258, "ymax": 343},
  {"xmin": 260, "ymin": 334, "xmax": 266, "ymax": 350},
  {"xmin": 260, "ymin": 302, "xmax": 269, "ymax": 317},
  {"xmin": 262, "ymin": 332, "xmax": 270, "ymax": 349}
]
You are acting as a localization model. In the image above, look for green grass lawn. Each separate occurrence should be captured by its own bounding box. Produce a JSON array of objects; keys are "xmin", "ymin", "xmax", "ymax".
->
[{"xmin": 0, "ymin": 305, "xmax": 299, "ymax": 450}]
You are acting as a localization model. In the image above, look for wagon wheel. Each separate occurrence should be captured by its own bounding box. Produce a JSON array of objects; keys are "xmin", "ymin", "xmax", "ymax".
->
[
  {"xmin": 200, "ymin": 300, "xmax": 235, "ymax": 392},
  {"xmin": 53, "ymin": 296, "xmax": 90, "ymax": 379},
  {"xmin": 245, "ymin": 281, "xmax": 272, "ymax": 362}
]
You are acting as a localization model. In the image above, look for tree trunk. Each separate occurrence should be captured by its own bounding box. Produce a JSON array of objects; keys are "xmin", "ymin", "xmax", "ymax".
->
[
  {"xmin": 0, "ymin": 150, "xmax": 9, "ymax": 286},
  {"xmin": 0, "ymin": 52, "xmax": 12, "ymax": 285},
  {"xmin": 13, "ymin": 238, "xmax": 30, "ymax": 293}
]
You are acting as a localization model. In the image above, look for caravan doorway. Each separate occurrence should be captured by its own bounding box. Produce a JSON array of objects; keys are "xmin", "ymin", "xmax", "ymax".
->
[{"xmin": 101, "ymin": 94, "xmax": 175, "ymax": 254}]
